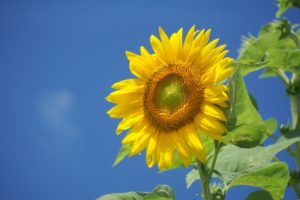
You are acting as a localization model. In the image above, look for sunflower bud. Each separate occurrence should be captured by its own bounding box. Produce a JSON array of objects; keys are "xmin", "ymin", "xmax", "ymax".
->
[{"xmin": 226, "ymin": 129, "xmax": 264, "ymax": 148}]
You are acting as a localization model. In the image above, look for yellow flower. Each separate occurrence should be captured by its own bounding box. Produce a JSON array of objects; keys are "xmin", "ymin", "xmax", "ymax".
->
[{"xmin": 106, "ymin": 26, "xmax": 233, "ymax": 170}]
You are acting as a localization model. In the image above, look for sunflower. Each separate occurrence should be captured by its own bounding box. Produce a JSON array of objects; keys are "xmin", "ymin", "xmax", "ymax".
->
[{"xmin": 106, "ymin": 26, "xmax": 233, "ymax": 170}]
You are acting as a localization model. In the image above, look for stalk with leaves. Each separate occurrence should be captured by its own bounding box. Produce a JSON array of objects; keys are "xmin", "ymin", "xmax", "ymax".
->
[{"xmin": 101, "ymin": 1, "xmax": 300, "ymax": 199}]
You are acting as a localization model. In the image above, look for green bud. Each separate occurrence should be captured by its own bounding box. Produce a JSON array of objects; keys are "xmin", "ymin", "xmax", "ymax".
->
[{"xmin": 226, "ymin": 129, "xmax": 264, "ymax": 148}]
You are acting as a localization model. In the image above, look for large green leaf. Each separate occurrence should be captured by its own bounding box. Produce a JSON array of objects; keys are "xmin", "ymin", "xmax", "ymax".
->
[
  {"xmin": 225, "ymin": 69, "xmax": 266, "ymax": 148},
  {"xmin": 97, "ymin": 185, "xmax": 174, "ymax": 200},
  {"xmin": 228, "ymin": 162, "xmax": 289, "ymax": 200},
  {"xmin": 186, "ymin": 135, "xmax": 300, "ymax": 199}
]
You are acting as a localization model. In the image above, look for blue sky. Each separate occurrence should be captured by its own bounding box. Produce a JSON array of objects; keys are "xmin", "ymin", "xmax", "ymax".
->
[{"xmin": 1, "ymin": 0, "xmax": 300, "ymax": 199}]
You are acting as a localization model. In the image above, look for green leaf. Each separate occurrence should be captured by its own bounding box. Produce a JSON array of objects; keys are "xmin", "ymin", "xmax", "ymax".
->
[
  {"xmin": 236, "ymin": 20, "xmax": 299, "ymax": 76},
  {"xmin": 186, "ymin": 134, "xmax": 300, "ymax": 199},
  {"xmin": 258, "ymin": 19, "xmax": 294, "ymax": 40},
  {"xmin": 276, "ymin": 0, "xmax": 300, "ymax": 18},
  {"xmin": 230, "ymin": 62, "xmax": 268, "ymax": 76},
  {"xmin": 264, "ymin": 117, "xmax": 278, "ymax": 137},
  {"xmin": 249, "ymin": 93, "xmax": 259, "ymax": 110},
  {"xmin": 228, "ymin": 162, "xmax": 289, "ymax": 200},
  {"xmin": 225, "ymin": 69, "xmax": 266, "ymax": 148},
  {"xmin": 237, "ymin": 31, "xmax": 281, "ymax": 73},
  {"xmin": 265, "ymin": 49, "xmax": 300, "ymax": 72},
  {"xmin": 113, "ymin": 143, "xmax": 131, "ymax": 167},
  {"xmin": 245, "ymin": 190, "xmax": 273, "ymax": 200},
  {"xmin": 143, "ymin": 185, "xmax": 174, "ymax": 200},
  {"xmin": 186, "ymin": 169, "xmax": 199, "ymax": 189},
  {"xmin": 261, "ymin": 118, "xmax": 278, "ymax": 143},
  {"xmin": 97, "ymin": 185, "xmax": 174, "ymax": 200},
  {"xmin": 259, "ymin": 68, "xmax": 277, "ymax": 78}
]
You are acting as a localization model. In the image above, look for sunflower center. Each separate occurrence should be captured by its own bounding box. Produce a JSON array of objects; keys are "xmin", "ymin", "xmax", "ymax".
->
[
  {"xmin": 144, "ymin": 64, "xmax": 204, "ymax": 132},
  {"xmin": 155, "ymin": 74, "xmax": 187, "ymax": 113}
]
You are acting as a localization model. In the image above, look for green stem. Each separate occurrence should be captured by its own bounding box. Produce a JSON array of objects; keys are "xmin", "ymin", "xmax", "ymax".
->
[
  {"xmin": 295, "ymin": 143, "xmax": 300, "ymax": 170},
  {"xmin": 208, "ymin": 141, "xmax": 221, "ymax": 180},
  {"xmin": 290, "ymin": 94, "xmax": 299, "ymax": 130},
  {"xmin": 291, "ymin": 178, "xmax": 300, "ymax": 198},
  {"xmin": 197, "ymin": 160, "xmax": 211, "ymax": 200},
  {"xmin": 289, "ymin": 74, "xmax": 300, "ymax": 198},
  {"xmin": 289, "ymin": 33, "xmax": 300, "ymax": 49},
  {"xmin": 272, "ymin": 68, "xmax": 290, "ymax": 87},
  {"xmin": 196, "ymin": 142, "xmax": 220, "ymax": 200}
]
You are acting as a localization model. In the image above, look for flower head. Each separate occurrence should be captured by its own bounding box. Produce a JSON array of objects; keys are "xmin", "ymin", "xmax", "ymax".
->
[{"xmin": 106, "ymin": 26, "xmax": 233, "ymax": 170}]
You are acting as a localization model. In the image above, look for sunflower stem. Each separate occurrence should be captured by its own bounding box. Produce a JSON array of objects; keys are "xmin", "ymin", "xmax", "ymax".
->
[
  {"xmin": 287, "ymin": 73, "xmax": 300, "ymax": 198},
  {"xmin": 291, "ymin": 178, "xmax": 300, "ymax": 198},
  {"xmin": 208, "ymin": 141, "xmax": 221, "ymax": 181},
  {"xmin": 272, "ymin": 68, "xmax": 289, "ymax": 87},
  {"xmin": 197, "ymin": 160, "xmax": 211, "ymax": 200}
]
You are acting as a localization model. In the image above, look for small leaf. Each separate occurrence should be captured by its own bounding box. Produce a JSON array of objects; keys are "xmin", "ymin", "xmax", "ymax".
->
[
  {"xmin": 97, "ymin": 185, "xmax": 174, "ymax": 200},
  {"xmin": 276, "ymin": 0, "xmax": 300, "ymax": 18},
  {"xmin": 186, "ymin": 169, "xmax": 199, "ymax": 188},
  {"xmin": 245, "ymin": 190, "xmax": 273, "ymax": 200},
  {"xmin": 265, "ymin": 118, "xmax": 277, "ymax": 137},
  {"xmin": 261, "ymin": 117, "xmax": 278, "ymax": 143},
  {"xmin": 113, "ymin": 143, "xmax": 131, "ymax": 166},
  {"xmin": 259, "ymin": 68, "xmax": 277, "ymax": 78}
]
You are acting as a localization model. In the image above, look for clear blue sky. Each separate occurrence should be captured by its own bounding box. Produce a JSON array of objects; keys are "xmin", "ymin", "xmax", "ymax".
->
[{"xmin": 1, "ymin": 0, "xmax": 300, "ymax": 199}]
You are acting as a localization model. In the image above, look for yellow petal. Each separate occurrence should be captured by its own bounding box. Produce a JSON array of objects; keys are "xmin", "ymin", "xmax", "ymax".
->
[
  {"xmin": 198, "ymin": 127, "xmax": 223, "ymax": 141},
  {"xmin": 183, "ymin": 124, "xmax": 206, "ymax": 162},
  {"xmin": 146, "ymin": 131, "xmax": 158, "ymax": 167},
  {"xmin": 174, "ymin": 28, "xmax": 183, "ymax": 59},
  {"xmin": 157, "ymin": 133, "xmax": 173, "ymax": 170},
  {"xmin": 215, "ymin": 67, "xmax": 234, "ymax": 83},
  {"xmin": 159, "ymin": 27, "xmax": 171, "ymax": 47},
  {"xmin": 204, "ymin": 85, "xmax": 229, "ymax": 102},
  {"xmin": 129, "ymin": 127, "xmax": 151, "ymax": 156},
  {"xmin": 150, "ymin": 35, "xmax": 167, "ymax": 64},
  {"xmin": 173, "ymin": 130, "xmax": 193, "ymax": 166},
  {"xmin": 107, "ymin": 100, "xmax": 142, "ymax": 118},
  {"xmin": 184, "ymin": 25, "xmax": 195, "ymax": 50},
  {"xmin": 111, "ymin": 79, "xmax": 144, "ymax": 89},
  {"xmin": 126, "ymin": 51, "xmax": 156, "ymax": 80},
  {"xmin": 191, "ymin": 29, "xmax": 205, "ymax": 50},
  {"xmin": 148, "ymin": 138, "xmax": 159, "ymax": 168},
  {"xmin": 201, "ymin": 38, "xmax": 220, "ymax": 57},
  {"xmin": 106, "ymin": 86, "xmax": 144, "ymax": 104},
  {"xmin": 201, "ymin": 103, "xmax": 227, "ymax": 121},
  {"xmin": 121, "ymin": 123, "xmax": 146, "ymax": 144},
  {"xmin": 116, "ymin": 114, "xmax": 143, "ymax": 135},
  {"xmin": 195, "ymin": 114, "xmax": 227, "ymax": 135}
]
